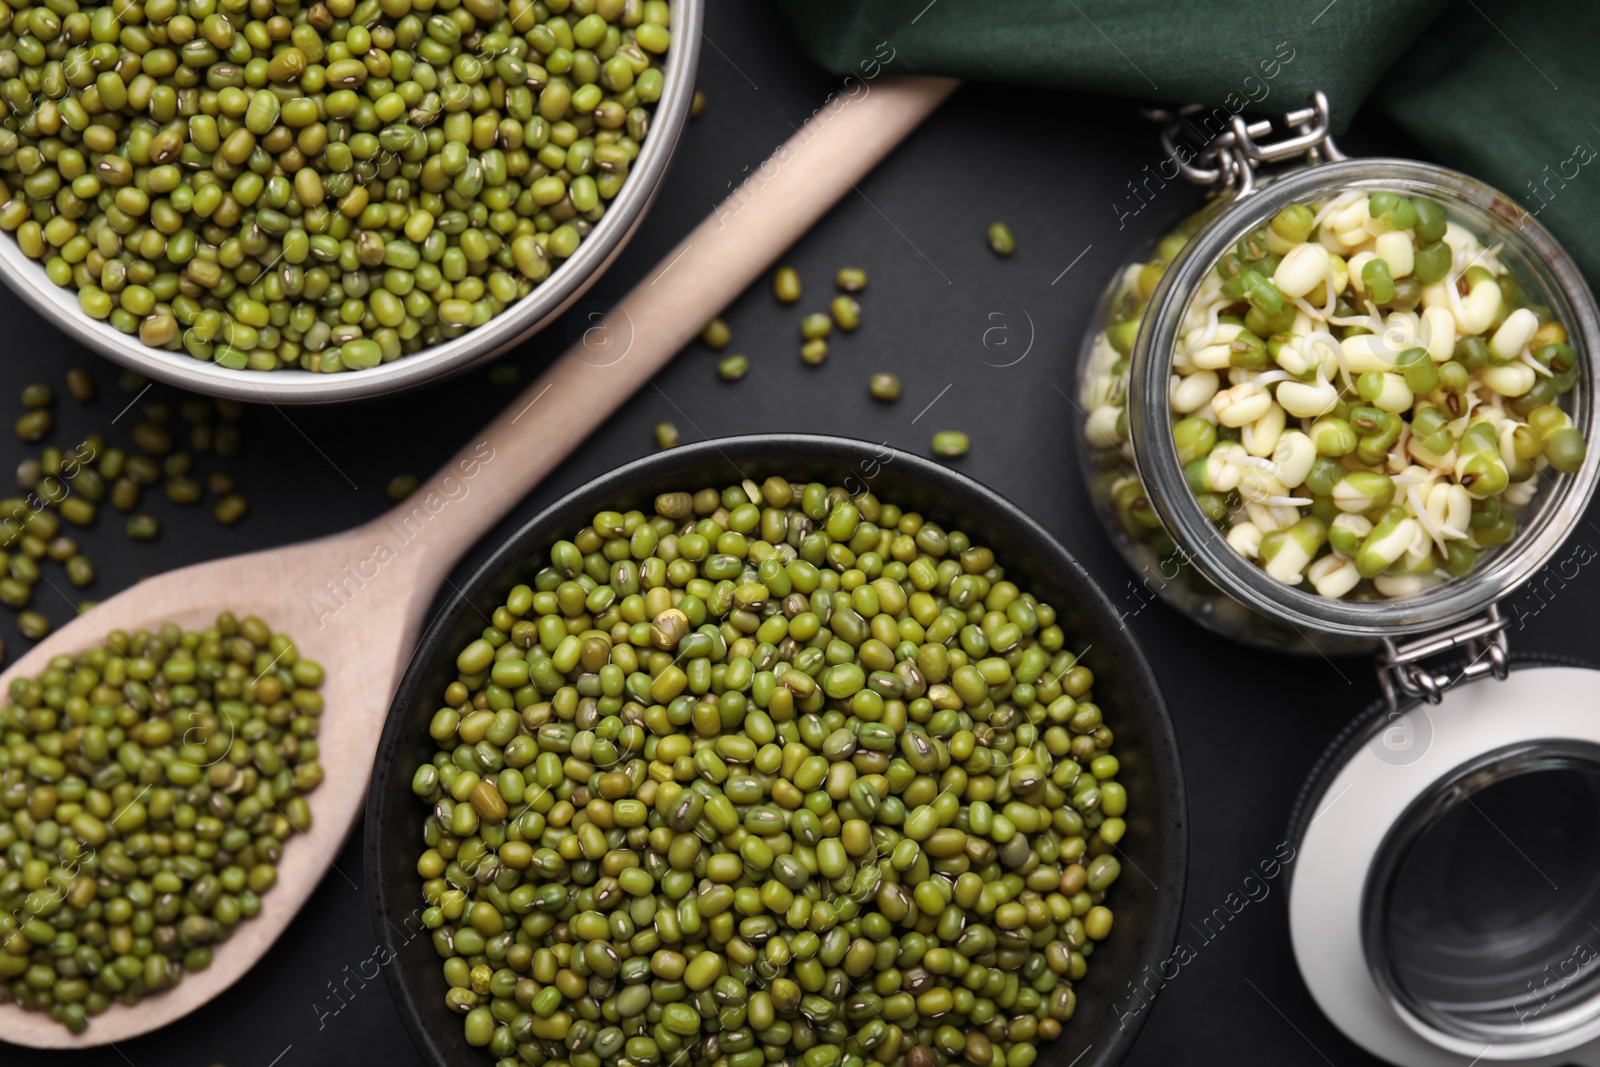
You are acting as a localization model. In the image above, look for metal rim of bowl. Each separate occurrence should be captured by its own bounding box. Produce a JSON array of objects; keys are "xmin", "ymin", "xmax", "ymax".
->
[
  {"xmin": 0, "ymin": 0, "xmax": 703, "ymax": 405},
  {"xmin": 363, "ymin": 433, "xmax": 1189, "ymax": 1067},
  {"xmin": 1128, "ymin": 158, "xmax": 1600, "ymax": 639}
]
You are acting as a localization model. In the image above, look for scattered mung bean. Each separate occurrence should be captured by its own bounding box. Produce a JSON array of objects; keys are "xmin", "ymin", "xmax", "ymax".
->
[
  {"xmin": 988, "ymin": 222, "xmax": 1017, "ymax": 257},
  {"xmin": 65, "ymin": 370, "xmax": 96, "ymax": 404},
  {"xmin": 831, "ymin": 296, "xmax": 862, "ymax": 332},
  {"xmin": 801, "ymin": 313, "xmax": 833, "ymax": 341},
  {"xmin": 388, "ymin": 475, "xmax": 422, "ymax": 503},
  {"xmin": 801, "ymin": 339, "xmax": 829, "ymax": 366},
  {"xmin": 870, "ymin": 373, "xmax": 902, "ymax": 402},
  {"xmin": 836, "ymin": 268, "xmax": 868, "ymax": 292},
  {"xmin": 126, "ymin": 515, "xmax": 161, "ymax": 541},
  {"xmin": 774, "ymin": 267, "xmax": 803, "ymax": 305},
  {"xmin": 214, "ymin": 495, "xmax": 250, "ymax": 527},
  {"xmin": 932, "ymin": 431, "xmax": 971, "ymax": 457},
  {"xmin": 702, "ymin": 319, "xmax": 732, "ymax": 350},
  {"xmin": 717, "ymin": 355, "xmax": 750, "ymax": 382},
  {"xmin": 655, "ymin": 422, "xmax": 681, "ymax": 450}
]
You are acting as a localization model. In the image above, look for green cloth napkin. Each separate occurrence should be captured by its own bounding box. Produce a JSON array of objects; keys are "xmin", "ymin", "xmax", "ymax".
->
[{"xmin": 775, "ymin": 0, "xmax": 1600, "ymax": 282}]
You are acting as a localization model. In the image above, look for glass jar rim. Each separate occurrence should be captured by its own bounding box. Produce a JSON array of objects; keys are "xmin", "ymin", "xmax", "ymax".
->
[{"xmin": 1127, "ymin": 157, "xmax": 1600, "ymax": 639}]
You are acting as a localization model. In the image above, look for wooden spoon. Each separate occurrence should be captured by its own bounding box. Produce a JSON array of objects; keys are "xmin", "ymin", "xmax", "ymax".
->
[{"xmin": 0, "ymin": 75, "xmax": 959, "ymax": 1049}]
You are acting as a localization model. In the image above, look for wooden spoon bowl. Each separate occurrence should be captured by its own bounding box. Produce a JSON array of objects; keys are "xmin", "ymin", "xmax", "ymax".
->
[{"xmin": 0, "ymin": 77, "xmax": 958, "ymax": 1049}]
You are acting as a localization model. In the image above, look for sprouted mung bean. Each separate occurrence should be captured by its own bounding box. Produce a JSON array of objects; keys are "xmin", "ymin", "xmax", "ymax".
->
[
  {"xmin": 0, "ymin": 615, "xmax": 325, "ymax": 1033},
  {"xmin": 1082, "ymin": 189, "xmax": 1588, "ymax": 600},
  {"xmin": 0, "ymin": 0, "xmax": 673, "ymax": 373},
  {"xmin": 411, "ymin": 479, "xmax": 1125, "ymax": 1067}
]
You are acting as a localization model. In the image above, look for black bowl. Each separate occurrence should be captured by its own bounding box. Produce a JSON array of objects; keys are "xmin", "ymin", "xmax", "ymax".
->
[{"xmin": 365, "ymin": 433, "xmax": 1188, "ymax": 1067}]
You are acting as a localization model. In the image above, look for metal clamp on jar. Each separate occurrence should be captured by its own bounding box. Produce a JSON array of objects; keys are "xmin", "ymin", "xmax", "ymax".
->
[{"xmin": 1073, "ymin": 94, "xmax": 1600, "ymax": 1066}]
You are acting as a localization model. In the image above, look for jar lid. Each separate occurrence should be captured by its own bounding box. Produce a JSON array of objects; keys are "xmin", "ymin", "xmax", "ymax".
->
[
  {"xmin": 1128, "ymin": 158, "xmax": 1600, "ymax": 638},
  {"xmin": 1287, "ymin": 659, "xmax": 1600, "ymax": 1063}
]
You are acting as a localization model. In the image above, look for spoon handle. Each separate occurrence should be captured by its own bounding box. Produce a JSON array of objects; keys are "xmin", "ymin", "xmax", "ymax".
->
[{"xmin": 378, "ymin": 76, "xmax": 959, "ymax": 592}]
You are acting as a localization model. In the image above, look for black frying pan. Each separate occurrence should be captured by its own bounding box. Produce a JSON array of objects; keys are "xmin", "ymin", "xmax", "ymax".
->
[{"xmin": 364, "ymin": 433, "xmax": 1188, "ymax": 1067}]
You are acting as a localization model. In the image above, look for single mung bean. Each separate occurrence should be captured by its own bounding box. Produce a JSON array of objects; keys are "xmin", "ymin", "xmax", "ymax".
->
[
  {"xmin": 388, "ymin": 475, "xmax": 421, "ymax": 502},
  {"xmin": 214, "ymin": 495, "xmax": 249, "ymax": 526},
  {"xmin": 655, "ymin": 422, "xmax": 681, "ymax": 450},
  {"xmin": 988, "ymin": 222, "xmax": 1016, "ymax": 256},
  {"xmin": 870, "ymin": 374, "xmax": 901, "ymax": 402},
  {"xmin": 66, "ymin": 370, "xmax": 96, "ymax": 403},
  {"xmin": 702, "ymin": 319, "xmax": 732, "ymax": 350},
  {"xmin": 774, "ymin": 267, "xmax": 802, "ymax": 305},
  {"xmin": 932, "ymin": 432, "xmax": 970, "ymax": 458},
  {"xmin": 718, "ymin": 355, "xmax": 750, "ymax": 382},
  {"xmin": 126, "ymin": 515, "xmax": 161, "ymax": 540}
]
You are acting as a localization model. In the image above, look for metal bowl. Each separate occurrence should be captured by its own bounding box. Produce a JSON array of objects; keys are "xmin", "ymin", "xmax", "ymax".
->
[
  {"xmin": 0, "ymin": 0, "xmax": 701, "ymax": 404},
  {"xmin": 364, "ymin": 434, "xmax": 1189, "ymax": 1067}
]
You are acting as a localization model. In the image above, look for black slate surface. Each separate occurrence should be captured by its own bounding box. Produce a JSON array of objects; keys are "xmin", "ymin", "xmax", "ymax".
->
[{"xmin": 5, "ymin": 3, "xmax": 1598, "ymax": 1066}]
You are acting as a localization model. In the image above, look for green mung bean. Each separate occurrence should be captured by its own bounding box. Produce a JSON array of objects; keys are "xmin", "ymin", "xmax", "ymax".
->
[
  {"xmin": 214, "ymin": 494, "xmax": 249, "ymax": 526},
  {"xmin": 413, "ymin": 479, "xmax": 1125, "ymax": 1067},
  {"xmin": 870, "ymin": 374, "xmax": 901, "ymax": 402},
  {"xmin": 800, "ymin": 339, "xmax": 828, "ymax": 366},
  {"xmin": 932, "ymin": 431, "xmax": 971, "ymax": 457},
  {"xmin": 21, "ymin": 384, "xmax": 53, "ymax": 410},
  {"xmin": 702, "ymin": 319, "xmax": 732, "ymax": 350},
  {"xmin": 774, "ymin": 267, "xmax": 802, "ymax": 305},
  {"xmin": 387, "ymin": 475, "xmax": 421, "ymax": 503},
  {"xmin": 167, "ymin": 478, "xmax": 203, "ymax": 506},
  {"xmin": 831, "ymin": 296, "xmax": 861, "ymax": 332},
  {"xmin": 15, "ymin": 411, "xmax": 49, "ymax": 443},
  {"xmin": 655, "ymin": 422, "xmax": 681, "ymax": 450},
  {"xmin": 836, "ymin": 268, "xmax": 868, "ymax": 292},
  {"xmin": 717, "ymin": 355, "xmax": 750, "ymax": 382},
  {"xmin": 801, "ymin": 313, "xmax": 833, "ymax": 341},
  {"xmin": 0, "ymin": 615, "xmax": 324, "ymax": 1032},
  {"xmin": 988, "ymin": 222, "xmax": 1016, "ymax": 257},
  {"xmin": 125, "ymin": 515, "xmax": 160, "ymax": 541},
  {"xmin": 65, "ymin": 370, "xmax": 95, "ymax": 404}
]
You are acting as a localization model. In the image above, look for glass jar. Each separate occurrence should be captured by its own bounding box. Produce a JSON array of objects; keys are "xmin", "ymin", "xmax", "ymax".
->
[{"xmin": 1074, "ymin": 155, "xmax": 1600, "ymax": 654}]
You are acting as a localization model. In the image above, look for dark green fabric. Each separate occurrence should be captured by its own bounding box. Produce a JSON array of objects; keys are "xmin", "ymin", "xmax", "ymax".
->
[{"xmin": 775, "ymin": 0, "xmax": 1600, "ymax": 280}]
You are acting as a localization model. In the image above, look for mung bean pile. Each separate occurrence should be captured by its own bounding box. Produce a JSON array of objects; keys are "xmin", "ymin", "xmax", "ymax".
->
[
  {"xmin": 1082, "ymin": 189, "xmax": 1588, "ymax": 599},
  {"xmin": 0, "ymin": 614, "xmax": 326, "ymax": 1033},
  {"xmin": 0, "ymin": 0, "xmax": 672, "ymax": 372},
  {"xmin": 412, "ymin": 479, "xmax": 1127, "ymax": 1067}
]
